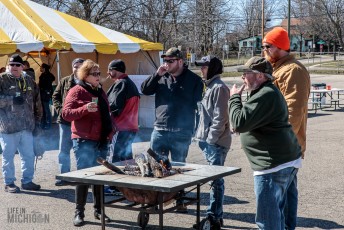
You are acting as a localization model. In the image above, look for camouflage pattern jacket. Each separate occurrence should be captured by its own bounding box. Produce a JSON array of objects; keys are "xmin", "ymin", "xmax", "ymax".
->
[{"xmin": 0, "ymin": 72, "xmax": 42, "ymax": 134}]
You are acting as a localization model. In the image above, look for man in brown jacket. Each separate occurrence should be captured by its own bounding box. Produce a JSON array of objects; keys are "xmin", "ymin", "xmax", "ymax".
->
[{"xmin": 262, "ymin": 27, "xmax": 310, "ymax": 230}]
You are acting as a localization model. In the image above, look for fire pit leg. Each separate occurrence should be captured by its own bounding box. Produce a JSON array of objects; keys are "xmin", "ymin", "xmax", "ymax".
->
[
  {"xmin": 100, "ymin": 185, "xmax": 105, "ymax": 230},
  {"xmin": 196, "ymin": 184, "xmax": 200, "ymax": 226},
  {"xmin": 158, "ymin": 192, "xmax": 164, "ymax": 229}
]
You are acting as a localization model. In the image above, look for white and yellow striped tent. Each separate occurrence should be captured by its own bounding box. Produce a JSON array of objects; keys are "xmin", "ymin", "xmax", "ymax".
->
[
  {"xmin": 0, "ymin": 0, "xmax": 162, "ymax": 54},
  {"xmin": 0, "ymin": 0, "xmax": 163, "ymax": 81}
]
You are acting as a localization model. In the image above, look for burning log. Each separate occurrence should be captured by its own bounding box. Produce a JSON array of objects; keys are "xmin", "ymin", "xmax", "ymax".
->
[{"xmin": 96, "ymin": 157, "xmax": 125, "ymax": 174}]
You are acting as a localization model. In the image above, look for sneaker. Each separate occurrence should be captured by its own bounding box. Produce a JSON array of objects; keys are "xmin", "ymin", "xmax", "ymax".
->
[
  {"xmin": 104, "ymin": 186, "xmax": 122, "ymax": 196},
  {"xmin": 5, "ymin": 184, "xmax": 20, "ymax": 193},
  {"xmin": 21, "ymin": 182, "xmax": 41, "ymax": 191},
  {"xmin": 55, "ymin": 180, "xmax": 68, "ymax": 186}
]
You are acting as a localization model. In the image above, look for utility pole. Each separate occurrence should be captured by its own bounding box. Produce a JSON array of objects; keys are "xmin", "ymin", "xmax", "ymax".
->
[
  {"xmin": 261, "ymin": 0, "xmax": 264, "ymax": 56},
  {"xmin": 287, "ymin": 0, "xmax": 291, "ymax": 40},
  {"xmin": 261, "ymin": 0, "xmax": 264, "ymax": 39}
]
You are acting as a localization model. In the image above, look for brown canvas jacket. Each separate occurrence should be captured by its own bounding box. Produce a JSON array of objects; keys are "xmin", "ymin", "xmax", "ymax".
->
[{"xmin": 272, "ymin": 54, "xmax": 310, "ymax": 156}]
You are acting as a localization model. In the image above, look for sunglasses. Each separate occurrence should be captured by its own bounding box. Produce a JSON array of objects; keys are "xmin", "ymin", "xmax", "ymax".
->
[
  {"xmin": 9, "ymin": 64, "xmax": 22, "ymax": 67},
  {"xmin": 261, "ymin": 45, "xmax": 271, "ymax": 50},
  {"xmin": 163, "ymin": 59, "xmax": 179, "ymax": 63},
  {"xmin": 89, "ymin": 72, "xmax": 101, "ymax": 77}
]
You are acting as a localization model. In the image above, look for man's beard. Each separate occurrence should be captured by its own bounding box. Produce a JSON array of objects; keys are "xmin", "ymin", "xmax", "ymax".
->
[
  {"xmin": 264, "ymin": 52, "xmax": 277, "ymax": 64},
  {"xmin": 246, "ymin": 81, "xmax": 260, "ymax": 93}
]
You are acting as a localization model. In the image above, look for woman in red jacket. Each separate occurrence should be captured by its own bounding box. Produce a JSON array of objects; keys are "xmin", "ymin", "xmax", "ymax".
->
[{"xmin": 62, "ymin": 59, "xmax": 113, "ymax": 227}]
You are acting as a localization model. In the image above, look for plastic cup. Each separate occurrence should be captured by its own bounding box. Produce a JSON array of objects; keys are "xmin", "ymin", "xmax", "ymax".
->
[{"xmin": 92, "ymin": 97, "xmax": 98, "ymax": 104}]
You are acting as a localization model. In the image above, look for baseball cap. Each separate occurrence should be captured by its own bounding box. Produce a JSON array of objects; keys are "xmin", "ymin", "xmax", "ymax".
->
[
  {"xmin": 72, "ymin": 58, "xmax": 85, "ymax": 67},
  {"xmin": 9, "ymin": 54, "xmax": 24, "ymax": 65},
  {"xmin": 195, "ymin": 55, "xmax": 214, "ymax": 66},
  {"xmin": 237, "ymin": 57, "xmax": 274, "ymax": 79},
  {"xmin": 161, "ymin": 47, "xmax": 183, "ymax": 59}
]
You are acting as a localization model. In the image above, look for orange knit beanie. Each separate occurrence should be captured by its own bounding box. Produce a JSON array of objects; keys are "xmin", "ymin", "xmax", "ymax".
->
[{"xmin": 263, "ymin": 27, "xmax": 290, "ymax": 51}]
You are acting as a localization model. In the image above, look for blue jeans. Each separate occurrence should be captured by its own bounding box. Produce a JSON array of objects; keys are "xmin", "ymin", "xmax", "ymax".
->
[
  {"xmin": 254, "ymin": 167, "xmax": 298, "ymax": 230},
  {"xmin": 0, "ymin": 130, "xmax": 35, "ymax": 185},
  {"xmin": 58, "ymin": 124, "xmax": 73, "ymax": 174},
  {"xmin": 108, "ymin": 131, "xmax": 136, "ymax": 163},
  {"xmin": 41, "ymin": 100, "xmax": 52, "ymax": 128},
  {"xmin": 198, "ymin": 141, "xmax": 229, "ymax": 220},
  {"xmin": 72, "ymin": 139, "xmax": 108, "ymax": 170},
  {"xmin": 284, "ymin": 174, "xmax": 298, "ymax": 230},
  {"xmin": 150, "ymin": 129, "xmax": 192, "ymax": 162}
]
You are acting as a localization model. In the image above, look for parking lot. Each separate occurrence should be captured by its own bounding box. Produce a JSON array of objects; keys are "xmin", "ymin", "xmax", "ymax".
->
[{"xmin": 0, "ymin": 74, "xmax": 343, "ymax": 229}]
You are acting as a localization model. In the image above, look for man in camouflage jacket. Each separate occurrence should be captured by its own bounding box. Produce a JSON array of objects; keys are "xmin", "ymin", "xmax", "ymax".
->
[{"xmin": 0, "ymin": 54, "xmax": 42, "ymax": 193}]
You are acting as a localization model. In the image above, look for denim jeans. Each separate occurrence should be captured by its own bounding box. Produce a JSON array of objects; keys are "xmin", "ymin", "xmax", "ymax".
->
[
  {"xmin": 58, "ymin": 124, "xmax": 73, "ymax": 174},
  {"xmin": 254, "ymin": 167, "xmax": 298, "ymax": 230},
  {"xmin": 41, "ymin": 100, "xmax": 52, "ymax": 129},
  {"xmin": 0, "ymin": 130, "xmax": 35, "ymax": 185},
  {"xmin": 72, "ymin": 139, "xmax": 108, "ymax": 170},
  {"xmin": 108, "ymin": 131, "xmax": 136, "ymax": 163},
  {"xmin": 284, "ymin": 174, "xmax": 298, "ymax": 230},
  {"xmin": 150, "ymin": 128, "xmax": 193, "ymax": 162},
  {"xmin": 198, "ymin": 141, "xmax": 229, "ymax": 220}
]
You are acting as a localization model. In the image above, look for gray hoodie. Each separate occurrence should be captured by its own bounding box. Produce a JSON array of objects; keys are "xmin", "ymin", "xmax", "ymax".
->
[{"xmin": 195, "ymin": 75, "xmax": 231, "ymax": 148}]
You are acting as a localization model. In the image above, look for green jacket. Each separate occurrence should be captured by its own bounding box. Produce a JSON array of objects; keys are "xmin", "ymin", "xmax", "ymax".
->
[
  {"xmin": 229, "ymin": 81, "xmax": 301, "ymax": 171},
  {"xmin": 52, "ymin": 74, "xmax": 77, "ymax": 125}
]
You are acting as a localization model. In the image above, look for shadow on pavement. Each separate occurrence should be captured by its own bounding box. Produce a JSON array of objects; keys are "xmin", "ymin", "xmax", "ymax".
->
[{"xmin": 298, "ymin": 217, "xmax": 344, "ymax": 229}]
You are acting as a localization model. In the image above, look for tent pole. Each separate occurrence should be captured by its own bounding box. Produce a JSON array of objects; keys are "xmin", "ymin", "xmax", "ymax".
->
[
  {"xmin": 140, "ymin": 50, "xmax": 158, "ymax": 69},
  {"xmin": 56, "ymin": 50, "xmax": 61, "ymax": 82}
]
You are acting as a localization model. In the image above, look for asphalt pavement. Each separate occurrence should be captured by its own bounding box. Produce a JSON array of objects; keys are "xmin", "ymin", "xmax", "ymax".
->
[{"xmin": 0, "ymin": 74, "xmax": 343, "ymax": 230}]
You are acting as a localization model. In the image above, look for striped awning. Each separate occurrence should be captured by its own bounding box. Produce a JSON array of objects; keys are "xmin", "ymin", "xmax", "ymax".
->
[{"xmin": 0, "ymin": 0, "xmax": 163, "ymax": 54}]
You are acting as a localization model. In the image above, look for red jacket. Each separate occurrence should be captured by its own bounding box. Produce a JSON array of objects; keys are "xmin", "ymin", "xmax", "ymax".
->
[
  {"xmin": 62, "ymin": 85, "xmax": 113, "ymax": 141},
  {"xmin": 107, "ymin": 74, "xmax": 140, "ymax": 132}
]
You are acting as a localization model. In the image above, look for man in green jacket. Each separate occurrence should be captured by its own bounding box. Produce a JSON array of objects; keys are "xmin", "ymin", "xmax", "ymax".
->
[{"xmin": 229, "ymin": 57, "xmax": 302, "ymax": 230}]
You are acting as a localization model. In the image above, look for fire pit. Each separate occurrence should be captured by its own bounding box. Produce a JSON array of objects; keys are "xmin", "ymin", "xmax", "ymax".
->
[{"xmin": 96, "ymin": 149, "xmax": 191, "ymax": 205}]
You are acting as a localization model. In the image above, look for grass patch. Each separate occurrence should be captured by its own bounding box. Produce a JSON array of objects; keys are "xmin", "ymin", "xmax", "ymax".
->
[{"xmin": 308, "ymin": 69, "xmax": 344, "ymax": 75}]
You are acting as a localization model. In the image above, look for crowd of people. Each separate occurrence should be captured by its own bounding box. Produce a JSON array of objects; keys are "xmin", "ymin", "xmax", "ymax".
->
[{"xmin": 0, "ymin": 27, "xmax": 309, "ymax": 230}]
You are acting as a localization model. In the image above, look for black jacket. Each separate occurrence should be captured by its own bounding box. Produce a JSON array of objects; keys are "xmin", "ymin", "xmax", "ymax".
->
[{"xmin": 141, "ymin": 68, "xmax": 203, "ymax": 131}]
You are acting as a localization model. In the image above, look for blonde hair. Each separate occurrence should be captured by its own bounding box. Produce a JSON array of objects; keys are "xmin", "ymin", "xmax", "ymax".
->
[{"xmin": 77, "ymin": 59, "xmax": 99, "ymax": 81}]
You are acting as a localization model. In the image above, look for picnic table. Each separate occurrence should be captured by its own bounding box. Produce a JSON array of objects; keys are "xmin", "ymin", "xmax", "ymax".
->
[{"xmin": 309, "ymin": 88, "xmax": 344, "ymax": 112}]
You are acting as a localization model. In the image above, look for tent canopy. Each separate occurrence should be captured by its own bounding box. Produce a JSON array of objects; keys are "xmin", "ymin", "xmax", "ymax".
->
[{"xmin": 0, "ymin": 0, "xmax": 163, "ymax": 54}]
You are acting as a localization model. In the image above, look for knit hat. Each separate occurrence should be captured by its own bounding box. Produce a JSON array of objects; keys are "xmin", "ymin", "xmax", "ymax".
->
[
  {"xmin": 237, "ymin": 56, "xmax": 274, "ymax": 80},
  {"xmin": 108, "ymin": 59, "xmax": 126, "ymax": 73},
  {"xmin": 72, "ymin": 58, "xmax": 84, "ymax": 68},
  {"xmin": 161, "ymin": 47, "xmax": 183, "ymax": 59},
  {"xmin": 9, "ymin": 54, "xmax": 24, "ymax": 65},
  {"xmin": 263, "ymin": 27, "xmax": 290, "ymax": 51}
]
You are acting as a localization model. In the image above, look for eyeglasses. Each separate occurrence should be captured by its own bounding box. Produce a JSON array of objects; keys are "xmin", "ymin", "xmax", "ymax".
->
[
  {"xmin": 89, "ymin": 72, "xmax": 101, "ymax": 77},
  {"xmin": 9, "ymin": 64, "xmax": 22, "ymax": 67},
  {"xmin": 261, "ymin": 45, "xmax": 271, "ymax": 50},
  {"xmin": 163, "ymin": 59, "xmax": 179, "ymax": 64}
]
